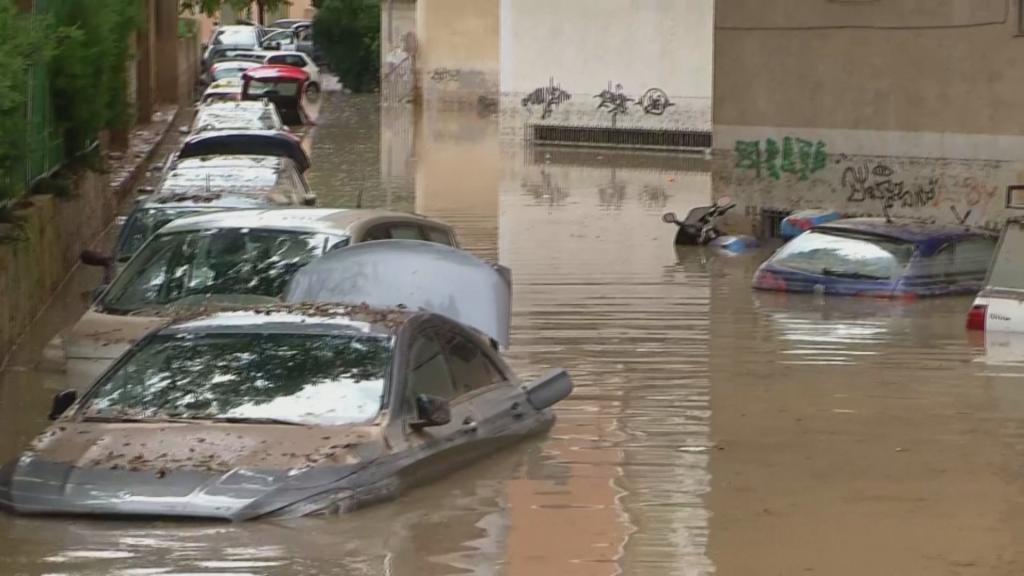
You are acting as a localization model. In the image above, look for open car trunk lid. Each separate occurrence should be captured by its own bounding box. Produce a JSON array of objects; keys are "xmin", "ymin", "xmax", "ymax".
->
[{"xmin": 284, "ymin": 240, "xmax": 512, "ymax": 348}]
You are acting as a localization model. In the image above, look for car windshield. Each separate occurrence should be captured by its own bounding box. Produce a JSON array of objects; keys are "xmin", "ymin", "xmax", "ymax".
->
[
  {"xmin": 213, "ymin": 28, "xmax": 256, "ymax": 46},
  {"xmin": 117, "ymin": 208, "xmax": 215, "ymax": 262},
  {"xmin": 769, "ymin": 230, "xmax": 915, "ymax": 280},
  {"xmin": 986, "ymin": 223, "xmax": 1024, "ymax": 290},
  {"xmin": 82, "ymin": 332, "xmax": 391, "ymax": 426},
  {"xmin": 248, "ymin": 79, "xmax": 300, "ymax": 97},
  {"xmin": 102, "ymin": 229, "xmax": 347, "ymax": 314}
]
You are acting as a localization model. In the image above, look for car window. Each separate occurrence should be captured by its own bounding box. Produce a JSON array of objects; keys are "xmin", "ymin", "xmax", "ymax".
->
[
  {"xmin": 364, "ymin": 223, "xmax": 422, "ymax": 242},
  {"xmin": 214, "ymin": 28, "xmax": 256, "ymax": 46},
  {"xmin": 405, "ymin": 332, "xmax": 457, "ymax": 415},
  {"xmin": 287, "ymin": 56, "xmax": 307, "ymax": 68},
  {"xmin": 264, "ymin": 30, "xmax": 294, "ymax": 44},
  {"xmin": 986, "ymin": 224, "xmax": 1024, "ymax": 289},
  {"xmin": 769, "ymin": 230, "xmax": 915, "ymax": 280},
  {"xmin": 439, "ymin": 330, "xmax": 507, "ymax": 395},
  {"xmin": 921, "ymin": 237, "xmax": 996, "ymax": 279},
  {"xmin": 423, "ymin": 226, "xmax": 453, "ymax": 246},
  {"xmin": 117, "ymin": 207, "xmax": 213, "ymax": 261}
]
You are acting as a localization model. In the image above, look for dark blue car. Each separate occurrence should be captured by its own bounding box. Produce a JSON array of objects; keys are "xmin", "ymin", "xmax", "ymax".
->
[{"xmin": 753, "ymin": 218, "xmax": 998, "ymax": 298}]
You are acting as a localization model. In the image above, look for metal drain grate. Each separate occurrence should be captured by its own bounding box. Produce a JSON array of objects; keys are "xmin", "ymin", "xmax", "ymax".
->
[{"xmin": 530, "ymin": 124, "xmax": 712, "ymax": 151}]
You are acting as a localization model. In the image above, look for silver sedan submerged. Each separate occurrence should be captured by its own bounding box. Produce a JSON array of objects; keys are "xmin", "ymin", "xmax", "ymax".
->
[{"xmin": 1, "ymin": 304, "xmax": 571, "ymax": 520}]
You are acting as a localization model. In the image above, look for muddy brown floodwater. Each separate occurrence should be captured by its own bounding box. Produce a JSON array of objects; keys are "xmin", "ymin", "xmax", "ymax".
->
[{"xmin": 2, "ymin": 92, "xmax": 1024, "ymax": 575}]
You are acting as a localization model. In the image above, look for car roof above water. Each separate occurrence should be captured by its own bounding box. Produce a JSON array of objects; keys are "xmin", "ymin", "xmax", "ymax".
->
[
  {"xmin": 158, "ymin": 208, "xmax": 450, "ymax": 237},
  {"xmin": 815, "ymin": 217, "xmax": 994, "ymax": 246}
]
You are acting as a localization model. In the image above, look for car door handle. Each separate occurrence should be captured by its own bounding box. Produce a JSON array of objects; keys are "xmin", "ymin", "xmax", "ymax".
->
[
  {"xmin": 510, "ymin": 401, "xmax": 524, "ymax": 418},
  {"xmin": 461, "ymin": 416, "xmax": 478, "ymax": 434}
]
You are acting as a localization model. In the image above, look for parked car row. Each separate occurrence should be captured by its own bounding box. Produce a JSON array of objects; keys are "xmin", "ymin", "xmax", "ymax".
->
[
  {"xmin": 665, "ymin": 202, "xmax": 1023, "ymax": 334},
  {"xmin": 0, "ymin": 57, "xmax": 574, "ymax": 520}
]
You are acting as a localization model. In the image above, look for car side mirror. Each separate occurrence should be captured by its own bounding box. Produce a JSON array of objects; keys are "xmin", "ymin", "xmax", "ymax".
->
[
  {"xmin": 410, "ymin": 394, "xmax": 451, "ymax": 430},
  {"xmin": 662, "ymin": 212, "xmax": 678, "ymax": 224},
  {"xmin": 49, "ymin": 390, "xmax": 78, "ymax": 420},
  {"xmin": 80, "ymin": 249, "xmax": 112, "ymax": 268},
  {"xmin": 302, "ymin": 194, "xmax": 317, "ymax": 206}
]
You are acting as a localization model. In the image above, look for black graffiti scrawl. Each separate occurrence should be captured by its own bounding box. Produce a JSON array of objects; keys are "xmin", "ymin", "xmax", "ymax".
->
[
  {"xmin": 636, "ymin": 88, "xmax": 675, "ymax": 116},
  {"xmin": 521, "ymin": 77, "xmax": 572, "ymax": 120},
  {"xmin": 595, "ymin": 82, "xmax": 633, "ymax": 117}
]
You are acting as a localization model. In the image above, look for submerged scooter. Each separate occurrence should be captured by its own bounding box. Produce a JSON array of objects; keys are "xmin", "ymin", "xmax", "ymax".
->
[{"xmin": 662, "ymin": 197, "xmax": 759, "ymax": 253}]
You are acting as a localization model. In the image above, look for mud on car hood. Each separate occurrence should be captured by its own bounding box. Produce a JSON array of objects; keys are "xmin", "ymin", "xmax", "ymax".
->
[
  {"xmin": 61, "ymin": 310, "xmax": 167, "ymax": 361},
  {"xmin": 0, "ymin": 423, "xmax": 382, "ymax": 521}
]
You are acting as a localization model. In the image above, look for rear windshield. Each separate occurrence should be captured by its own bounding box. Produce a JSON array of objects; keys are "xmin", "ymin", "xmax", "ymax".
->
[
  {"xmin": 248, "ymin": 79, "xmax": 300, "ymax": 97},
  {"xmin": 987, "ymin": 224, "xmax": 1024, "ymax": 289},
  {"xmin": 769, "ymin": 230, "xmax": 915, "ymax": 281}
]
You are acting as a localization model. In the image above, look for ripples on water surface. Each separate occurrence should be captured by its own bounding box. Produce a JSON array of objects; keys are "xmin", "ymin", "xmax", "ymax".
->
[{"xmin": 1, "ymin": 94, "xmax": 1023, "ymax": 575}]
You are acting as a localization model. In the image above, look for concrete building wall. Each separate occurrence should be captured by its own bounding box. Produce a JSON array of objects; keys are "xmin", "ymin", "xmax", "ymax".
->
[
  {"xmin": 499, "ymin": 0, "xmax": 713, "ymax": 138},
  {"xmin": 713, "ymin": 0, "xmax": 1024, "ymax": 227},
  {"xmin": 415, "ymin": 0, "xmax": 500, "ymax": 110}
]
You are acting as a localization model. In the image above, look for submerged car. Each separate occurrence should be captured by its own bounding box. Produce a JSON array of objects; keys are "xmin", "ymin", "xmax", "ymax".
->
[
  {"xmin": 111, "ymin": 155, "xmax": 315, "ymax": 265},
  {"xmin": 52, "ymin": 209, "xmax": 459, "ymax": 386},
  {"xmin": 191, "ymin": 101, "xmax": 283, "ymax": 135},
  {"xmin": 967, "ymin": 218, "xmax": 1023, "ymax": 331},
  {"xmin": 753, "ymin": 218, "xmax": 997, "ymax": 298},
  {"xmin": 4, "ymin": 245, "xmax": 571, "ymax": 521}
]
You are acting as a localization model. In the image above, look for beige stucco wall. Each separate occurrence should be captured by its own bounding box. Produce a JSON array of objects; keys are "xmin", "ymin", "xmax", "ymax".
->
[
  {"xmin": 715, "ymin": 0, "xmax": 1024, "ymax": 144},
  {"xmin": 416, "ymin": 0, "xmax": 500, "ymax": 110}
]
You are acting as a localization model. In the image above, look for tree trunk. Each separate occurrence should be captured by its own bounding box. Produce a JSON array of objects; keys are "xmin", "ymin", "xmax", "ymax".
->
[{"xmin": 256, "ymin": 0, "xmax": 265, "ymax": 25}]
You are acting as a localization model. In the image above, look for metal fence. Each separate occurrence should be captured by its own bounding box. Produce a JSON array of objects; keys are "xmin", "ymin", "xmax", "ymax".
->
[{"xmin": 381, "ymin": 54, "xmax": 414, "ymax": 106}]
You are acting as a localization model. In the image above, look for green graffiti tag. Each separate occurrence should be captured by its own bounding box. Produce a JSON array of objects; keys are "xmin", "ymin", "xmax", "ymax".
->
[{"xmin": 735, "ymin": 137, "xmax": 827, "ymax": 181}]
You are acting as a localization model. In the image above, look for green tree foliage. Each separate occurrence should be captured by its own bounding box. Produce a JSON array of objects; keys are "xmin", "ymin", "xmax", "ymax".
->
[
  {"xmin": 313, "ymin": 0, "xmax": 380, "ymax": 93},
  {"xmin": 0, "ymin": 1, "xmax": 59, "ymax": 202},
  {"xmin": 180, "ymin": 0, "xmax": 291, "ymax": 24},
  {"xmin": 48, "ymin": 0, "xmax": 141, "ymax": 156}
]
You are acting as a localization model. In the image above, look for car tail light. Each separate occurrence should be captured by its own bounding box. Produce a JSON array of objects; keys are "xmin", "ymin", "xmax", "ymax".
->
[{"xmin": 966, "ymin": 304, "xmax": 987, "ymax": 331}]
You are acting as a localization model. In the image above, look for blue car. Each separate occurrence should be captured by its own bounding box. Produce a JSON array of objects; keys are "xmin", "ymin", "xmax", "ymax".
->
[{"xmin": 753, "ymin": 218, "xmax": 998, "ymax": 298}]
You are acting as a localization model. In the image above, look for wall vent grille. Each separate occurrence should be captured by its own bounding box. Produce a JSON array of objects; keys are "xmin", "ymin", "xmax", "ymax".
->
[{"xmin": 530, "ymin": 124, "xmax": 712, "ymax": 151}]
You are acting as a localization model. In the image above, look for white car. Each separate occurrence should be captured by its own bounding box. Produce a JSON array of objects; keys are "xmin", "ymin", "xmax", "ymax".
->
[
  {"xmin": 42, "ymin": 209, "xmax": 460, "ymax": 390},
  {"xmin": 967, "ymin": 219, "xmax": 1023, "ymax": 332},
  {"xmin": 200, "ymin": 78, "xmax": 242, "ymax": 104}
]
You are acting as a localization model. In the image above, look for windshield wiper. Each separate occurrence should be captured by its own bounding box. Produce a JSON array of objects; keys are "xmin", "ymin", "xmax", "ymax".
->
[
  {"xmin": 81, "ymin": 414, "xmax": 196, "ymax": 424},
  {"xmin": 821, "ymin": 267, "xmax": 887, "ymax": 281},
  {"xmin": 207, "ymin": 416, "xmax": 306, "ymax": 426}
]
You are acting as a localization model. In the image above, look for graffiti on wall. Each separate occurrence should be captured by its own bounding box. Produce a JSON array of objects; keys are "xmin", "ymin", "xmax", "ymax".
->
[
  {"xmin": 637, "ymin": 88, "xmax": 675, "ymax": 116},
  {"xmin": 840, "ymin": 162, "xmax": 938, "ymax": 209},
  {"xmin": 595, "ymin": 83, "xmax": 633, "ymax": 117},
  {"xmin": 430, "ymin": 68, "xmax": 461, "ymax": 83},
  {"xmin": 735, "ymin": 137, "xmax": 828, "ymax": 181},
  {"xmin": 522, "ymin": 77, "xmax": 573, "ymax": 120},
  {"xmin": 593, "ymin": 84, "xmax": 676, "ymax": 117}
]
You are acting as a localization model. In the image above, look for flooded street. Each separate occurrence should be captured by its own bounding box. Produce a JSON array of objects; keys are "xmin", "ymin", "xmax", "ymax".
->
[{"xmin": 2, "ymin": 92, "xmax": 1024, "ymax": 575}]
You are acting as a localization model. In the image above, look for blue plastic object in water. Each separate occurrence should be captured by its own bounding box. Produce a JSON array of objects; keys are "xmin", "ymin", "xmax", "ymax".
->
[{"xmin": 780, "ymin": 209, "xmax": 842, "ymax": 239}]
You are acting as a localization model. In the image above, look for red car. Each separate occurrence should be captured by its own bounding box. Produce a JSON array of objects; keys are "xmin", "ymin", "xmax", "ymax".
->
[{"xmin": 241, "ymin": 65, "xmax": 310, "ymax": 126}]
